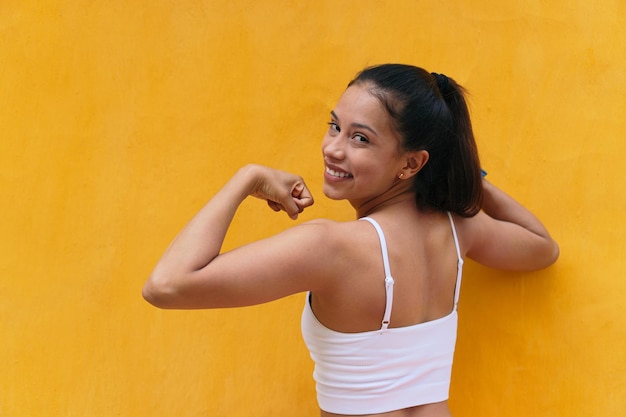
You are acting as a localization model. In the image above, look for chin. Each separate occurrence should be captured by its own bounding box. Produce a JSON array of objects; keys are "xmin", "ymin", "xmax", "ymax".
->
[{"xmin": 322, "ymin": 186, "xmax": 345, "ymax": 201}]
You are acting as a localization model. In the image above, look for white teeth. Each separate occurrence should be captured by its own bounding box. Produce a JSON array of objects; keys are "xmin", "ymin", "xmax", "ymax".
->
[{"xmin": 326, "ymin": 167, "xmax": 352, "ymax": 178}]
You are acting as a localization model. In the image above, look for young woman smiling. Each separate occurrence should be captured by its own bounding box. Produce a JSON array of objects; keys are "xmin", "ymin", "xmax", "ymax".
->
[{"xmin": 143, "ymin": 64, "xmax": 559, "ymax": 416}]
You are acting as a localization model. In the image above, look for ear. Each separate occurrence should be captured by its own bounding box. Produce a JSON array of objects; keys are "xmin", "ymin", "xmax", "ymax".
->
[{"xmin": 398, "ymin": 150, "xmax": 429, "ymax": 180}]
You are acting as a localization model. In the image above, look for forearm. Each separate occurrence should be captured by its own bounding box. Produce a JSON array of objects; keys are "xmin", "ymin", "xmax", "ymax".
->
[
  {"xmin": 481, "ymin": 179, "xmax": 552, "ymax": 240},
  {"xmin": 144, "ymin": 166, "xmax": 256, "ymax": 297},
  {"xmin": 467, "ymin": 179, "xmax": 559, "ymax": 270}
]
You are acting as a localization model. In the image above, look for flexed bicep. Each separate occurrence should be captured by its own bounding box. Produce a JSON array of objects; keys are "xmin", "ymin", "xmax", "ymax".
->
[{"xmin": 146, "ymin": 220, "xmax": 336, "ymax": 309}]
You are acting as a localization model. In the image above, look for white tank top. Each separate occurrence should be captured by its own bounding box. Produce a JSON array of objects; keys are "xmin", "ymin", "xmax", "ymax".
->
[{"xmin": 301, "ymin": 213, "xmax": 463, "ymax": 414}]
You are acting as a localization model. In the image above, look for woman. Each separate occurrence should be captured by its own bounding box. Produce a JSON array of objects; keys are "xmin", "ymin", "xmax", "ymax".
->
[{"xmin": 143, "ymin": 64, "xmax": 559, "ymax": 416}]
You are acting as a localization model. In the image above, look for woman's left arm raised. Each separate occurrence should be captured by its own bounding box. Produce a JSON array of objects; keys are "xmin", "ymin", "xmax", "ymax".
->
[
  {"xmin": 462, "ymin": 178, "xmax": 559, "ymax": 272},
  {"xmin": 142, "ymin": 164, "xmax": 328, "ymax": 309}
]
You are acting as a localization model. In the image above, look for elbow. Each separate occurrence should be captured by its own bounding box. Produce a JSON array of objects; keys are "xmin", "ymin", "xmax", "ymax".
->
[
  {"xmin": 535, "ymin": 239, "xmax": 560, "ymax": 270},
  {"xmin": 547, "ymin": 240, "xmax": 560, "ymax": 266},
  {"xmin": 514, "ymin": 238, "xmax": 560, "ymax": 272},
  {"xmin": 142, "ymin": 273, "xmax": 180, "ymax": 309},
  {"xmin": 142, "ymin": 280, "xmax": 161, "ymax": 307}
]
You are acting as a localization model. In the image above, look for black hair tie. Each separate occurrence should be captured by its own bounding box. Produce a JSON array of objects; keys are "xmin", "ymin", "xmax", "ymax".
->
[{"xmin": 431, "ymin": 72, "xmax": 449, "ymax": 91}]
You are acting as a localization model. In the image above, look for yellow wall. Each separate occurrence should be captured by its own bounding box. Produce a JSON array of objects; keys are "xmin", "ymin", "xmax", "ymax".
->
[{"xmin": 1, "ymin": 1, "xmax": 624, "ymax": 415}]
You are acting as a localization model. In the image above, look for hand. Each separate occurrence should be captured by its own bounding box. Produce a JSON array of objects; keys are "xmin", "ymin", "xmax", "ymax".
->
[{"xmin": 245, "ymin": 165, "xmax": 314, "ymax": 220}]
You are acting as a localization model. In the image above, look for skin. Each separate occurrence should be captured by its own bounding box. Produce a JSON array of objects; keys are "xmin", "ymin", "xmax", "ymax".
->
[{"xmin": 143, "ymin": 84, "xmax": 559, "ymax": 416}]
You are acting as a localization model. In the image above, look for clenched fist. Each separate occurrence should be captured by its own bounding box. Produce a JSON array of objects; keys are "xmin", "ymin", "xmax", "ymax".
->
[{"xmin": 244, "ymin": 164, "xmax": 314, "ymax": 220}]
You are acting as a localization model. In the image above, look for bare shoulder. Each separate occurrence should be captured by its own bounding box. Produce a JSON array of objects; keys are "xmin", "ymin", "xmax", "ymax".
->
[
  {"xmin": 449, "ymin": 210, "xmax": 510, "ymax": 256},
  {"xmin": 447, "ymin": 212, "xmax": 484, "ymax": 256},
  {"xmin": 292, "ymin": 218, "xmax": 376, "ymax": 270},
  {"xmin": 293, "ymin": 218, "xmax": 368, "ymax": 255},
  {"xmin": 243, "ymin": 218, "xmax": 373, "ymax": 299},
  {"xmin": 252, "ymin": 218, "xmax": 366, "ymax": 279}
]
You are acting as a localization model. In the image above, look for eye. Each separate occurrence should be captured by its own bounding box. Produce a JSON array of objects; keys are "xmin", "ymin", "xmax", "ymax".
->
[
  {"xmin": 353, "ymin": 133, "xmax": 370, "ymax": 144},
  {"xmin": 327, "ymin": 122, "xmax": 340, "ymax": 133}
]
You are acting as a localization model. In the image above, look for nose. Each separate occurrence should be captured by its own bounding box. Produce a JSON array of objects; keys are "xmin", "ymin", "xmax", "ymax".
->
[{"xmin": 322, "ymin": 134, "xmax": 345, "ymax": 161}]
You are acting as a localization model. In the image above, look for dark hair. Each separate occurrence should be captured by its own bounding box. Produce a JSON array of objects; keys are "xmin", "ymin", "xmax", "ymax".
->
[{"xmin": 348, "ymin": 64, "xmax": 482, "ymax": 217}]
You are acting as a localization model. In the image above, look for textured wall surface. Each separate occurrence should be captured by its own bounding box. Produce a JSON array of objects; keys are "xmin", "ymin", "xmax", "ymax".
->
[{"xmin": 1, "ymin": 1, "xmax": 624, "ymax": 416}]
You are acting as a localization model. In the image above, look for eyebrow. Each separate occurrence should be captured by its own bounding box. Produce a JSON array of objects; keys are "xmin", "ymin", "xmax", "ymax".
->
[{"xmin": 330, "ymin": 110, "xmax": 379, "ymax": 137}]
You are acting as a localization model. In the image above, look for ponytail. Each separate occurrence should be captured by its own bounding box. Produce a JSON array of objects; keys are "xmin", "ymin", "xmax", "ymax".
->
[{"xmin": 427, "ymin": 72, "xmax": 482, "ymax": 217}]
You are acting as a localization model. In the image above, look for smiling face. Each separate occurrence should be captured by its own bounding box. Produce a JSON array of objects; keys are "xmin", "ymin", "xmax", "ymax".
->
[{"xmin": 321, "ymin": 83, "xmax": 412, "ymax": 209}]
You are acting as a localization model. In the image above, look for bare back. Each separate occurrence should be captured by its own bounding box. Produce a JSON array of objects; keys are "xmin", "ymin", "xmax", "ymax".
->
[{"xmin": 310, "ymin": 209, "xmax": 461, "ymax": 335}]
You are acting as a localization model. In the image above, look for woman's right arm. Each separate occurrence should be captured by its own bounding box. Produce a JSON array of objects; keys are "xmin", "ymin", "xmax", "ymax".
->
[
  {"xmin": 142, "ymin": 164, "xmax": 332, "ymax": 310},
  {"xmin": 463, "ymin": 179, "xmax": 560, "ymax": 271}
]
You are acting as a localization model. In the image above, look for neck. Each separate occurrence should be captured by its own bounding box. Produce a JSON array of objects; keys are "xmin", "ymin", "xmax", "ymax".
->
[{"xmin": 352, "ymin": 182, "xmax": 417, "ymax": 218}]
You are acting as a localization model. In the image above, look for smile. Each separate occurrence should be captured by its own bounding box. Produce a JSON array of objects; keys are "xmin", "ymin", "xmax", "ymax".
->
[{"xmin": 326, "ymin": 166, "xmax": 353, "ymax": 178}]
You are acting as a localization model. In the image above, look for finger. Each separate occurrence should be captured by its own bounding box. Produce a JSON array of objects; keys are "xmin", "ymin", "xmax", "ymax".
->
[
  {"xmin": 292, "ymin": 182, "xmax": 314, "ymax": 210},
  {"xmin": 268, "ymin": 200, "xmax": 296, "ymax": 220},
  {"xmin": 281, "ymin": 195, "xmax": 301, "ymax": 220},
  {"xmin": 267, "ymin": 200, "xmax": 281, "ymax": 212}
]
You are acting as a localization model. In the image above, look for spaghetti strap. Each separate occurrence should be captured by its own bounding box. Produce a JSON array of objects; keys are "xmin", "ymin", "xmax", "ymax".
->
[
  {"xmin": 360, "ymin": 217, "xmax": 395, "ymax": 332},
  {"xmin": 446, "ymin": 212, "xmax": 464, "ymax": 307}
]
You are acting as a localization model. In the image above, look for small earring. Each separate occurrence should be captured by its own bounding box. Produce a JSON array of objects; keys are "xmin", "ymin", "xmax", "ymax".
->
[{"xmin": 398, "ymin": 173, "xmax": 404, "ymax": 179}]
